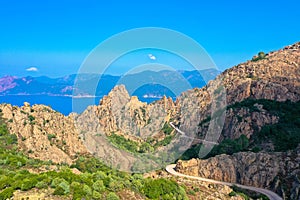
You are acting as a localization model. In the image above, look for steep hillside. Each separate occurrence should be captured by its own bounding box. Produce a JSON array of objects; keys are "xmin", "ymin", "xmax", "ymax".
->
[
  {"xmin": 176, "ymin": 42, "xmax": 300, "ymax": 200},
  {"xmin": 75, "ymin": 85, "xmax": 181, "ymax": 172},
  {"xmin": 177, "ymin": 42, "xmax": 300, "ymax": 142},
  {"xmin": 0, "ymin": 116, "xmax": 245, "ymax": 200},
  {"xmin": 0, "ymin": 102, "xmax": 88, "ymax": 164}
]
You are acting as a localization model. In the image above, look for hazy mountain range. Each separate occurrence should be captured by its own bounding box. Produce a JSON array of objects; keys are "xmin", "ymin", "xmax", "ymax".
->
[{"xmin": 0, "ymin": 69, "xmax": 220, "ymax": 98}]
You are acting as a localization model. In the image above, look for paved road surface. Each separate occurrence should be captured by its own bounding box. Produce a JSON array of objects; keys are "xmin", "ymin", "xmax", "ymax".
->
[{"xmin": 166, "ymin": 164, "xmax": 283, "ymax": 200}]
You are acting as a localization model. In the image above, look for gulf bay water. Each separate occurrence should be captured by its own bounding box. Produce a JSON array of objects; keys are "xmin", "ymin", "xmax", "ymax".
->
[{"xmin": 0, "ymin": 95, "xmax": 160, "ymax": 115}]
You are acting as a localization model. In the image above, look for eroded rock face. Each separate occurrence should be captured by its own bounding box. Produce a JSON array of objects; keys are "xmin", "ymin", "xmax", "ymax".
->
[
  {"xmin": 73, "ymin": 85, "xmax": 180, "ymax": 171},
  {"xmin": 197, "ymin": 105, "xmax": 279, "ymax": 142},
  {"xmin": 174, "ymin": 43, "xmax": 300, "ymax": 199},
  {"xmin": 176, "ymin": 145, "xmax": 300, "ymax": 199},
  {"xmin": 177, "ymin": 152, "xmax": 281, "ymax": 187},
  {"xmin": 76, "ymin": 85, "xmax": 178, "ymax": 140},
  {"xmin": 178, "ymin": 42, "xmax": 300, "ymax": 141},
  {"xmin": 0, "ymin": 103, "xmax": 88, "ymax": 164}
]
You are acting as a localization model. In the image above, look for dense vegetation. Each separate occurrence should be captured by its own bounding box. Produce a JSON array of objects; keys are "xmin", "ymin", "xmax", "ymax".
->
[
  {"xmin": 161, "ymin": 122, "xmax": 173, "ymax": 135},
  {"xmin": 229, "ymin": 99, "xmax": 300, "ymax": 152},
  {"xmin": 0, "ymin": 116, "xmax": 188, "ymax": 199},
  {"xmin": 143, "ymin": 178, "xmax": 187, "ymax": 199},
  {"xmin": 206, "ymin": 135, "xmax": 249, "ymax": 158},
  {"xmin": 108, "ymin": 133, "xmax": 143, "ymax": 153},
  {"xmin": 179, "ymin": 135, "xmax": 249, "ymax": 160},
  {"xmin": 108, "ymin": 122, "xmax": 175, "ymax": 154}
]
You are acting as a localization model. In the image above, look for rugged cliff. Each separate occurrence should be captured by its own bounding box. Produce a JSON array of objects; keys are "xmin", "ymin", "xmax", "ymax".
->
[
  {"xmin": 175, "ymin": 42, "xmax": 300, "ymax": 199},
  {"xmin": 76, "ymin": 84, "xmax": 177, "ymax": 139},
  {"xmin": 0, "ymin": 102, "xmax": 88, "ymax": 164},
  {"xmin": 178, "ymin": 42, "xmax": 300, "ymax": 141},
  {"xmin": 176, "ymin": 145, "xmax": 300, "ymax": 199}
]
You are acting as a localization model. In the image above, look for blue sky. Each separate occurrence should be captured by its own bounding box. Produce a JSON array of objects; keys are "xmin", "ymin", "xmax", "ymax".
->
[{"xmin": 0, "ymin": 0, "xmax": 299, "ymax": 77}]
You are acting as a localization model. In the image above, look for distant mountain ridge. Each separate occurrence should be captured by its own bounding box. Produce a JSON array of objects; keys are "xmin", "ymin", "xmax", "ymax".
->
[{"xmin": 0, "ymin": 69, "xmax": 220, "ymax": 98}]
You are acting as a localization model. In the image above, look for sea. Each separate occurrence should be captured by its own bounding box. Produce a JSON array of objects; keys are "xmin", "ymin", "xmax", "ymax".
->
[{"xmin": 0, "ymin": 95, "xmax": 161, "ymax": 116}]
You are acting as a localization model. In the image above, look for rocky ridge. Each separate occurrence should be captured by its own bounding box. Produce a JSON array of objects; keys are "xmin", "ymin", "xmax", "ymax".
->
[
  {"xmin": 174, "ymin": 42, "xmax": 300, "ymax": 199},
  {"xmin": 178, "ymin": 42, "xmax": 300, "ymax": 141},
  {"xmin": 0, "ymin": 102, "xmax": 88, "ymax": 164},
  {"xmin": 76, "ymin": 84, "xmax": 177, "ymax": 140}
]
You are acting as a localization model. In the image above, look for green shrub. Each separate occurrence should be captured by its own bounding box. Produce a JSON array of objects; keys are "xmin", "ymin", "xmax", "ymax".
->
[
  {"xmin": 28, "ymin": 115, "xmax": 35, "ymax": 122},
  {"xmin": 229, "ymin": 191, "xmax": 236, "ymax": 196},
  {"xmin": 207, "ymin": 135, "xmax": 249, "ymax": 158},
  {"xmin": 162, "ymin": 122, "xmax": 173, "ymax": 135},
  {"xmin": 21, "ymin": 178, "xmax": 37, "ymax": 191},
  {"xmin": 0, "ymin": 187, "xmax": 14, "ymax": 199},
  {"xmin": 83, "ymin": 184, "xmax": 92, "ymax": 196},
  {"xmin": 252, "ymin": 146, "xmax": 261, "ymax": 153},
  {"xmin": 139, "ymin": 142, "xmax": 154, "ymax": 153},
  {"xmin": 47, "ymin": 134, "xmax": 56, "ymax": 140},
  {"xmin": 106, "ymin": 192, "xmax": 120, "ymax": 200},
  {"xmin": 0, "ymin": 176, "xmax": 11, "ymax": 190},
  {"xmin": 108, "ymin": 133, "xmax": 139, "ymax": 153},
  {"xmin": 93, "ymin": 180, "xmax": 105, "ymax": 193},
  {"xmin": 93, "ymin": 171, "xmax": 107, "ymax": 181},
  {"xmin": 93, "ymin": 190, "xmax": 102, "ymax": 199},
  {"xmin": 53, "ymin": 186, "xmax": 65, "ymax": 195},
  {"xmin": 58, "ymin": 181, "xmax": 70, "ymax": 195},
  {"xmin": 154, "ymin": 135, "xmax": 173, "ymax": 147},
  {"xmin": 71, "ymin": 181, "xmax": 88, "ymax": 199},
  {"xmin": 187, "ymin": 189, "xmax": 196, "ymax": 195},
  {"xmin": 108, "ymin": 179, "xmax": 124, "ymax": 191},
  {"xmin": 252, "ymin": 51, "xmax": 266, "ymax": 62},
  {"xmin": 143, "ymin": 178, "xmax": 187, "ymax": 199},
  {"xmin": 51, "ymin": 177, "xmax": 65, "ymax": 188},
  {"xmin": 36, "ymin": 180, "xmax": 48, "ymax": 189},
  {"xmin": 237, "ymin": 192, "xmax": 249, "ymax": 200},
  {"xmin": 0, "ymin": 124, "xmax": 9, "ymax": 136},
  {"xmin": 70, "ymin": 181, "xmax": 81, "ymax": 189},
  {"xmin": 180, "ymin": 144, "xmax": 202, "ymax": 160},
  {"xmin": 6, "ymin": 134, "xmax": 18, "ymax": 145}
]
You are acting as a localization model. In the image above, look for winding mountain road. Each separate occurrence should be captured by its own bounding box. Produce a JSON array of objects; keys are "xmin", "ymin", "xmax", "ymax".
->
[
  {"xmin": 167, "ymin": 122, "xmax": 283, "ymax": 200},
  {"xmin": 166, "ymin": 164, "xmax": 282, "ymax": 200}
]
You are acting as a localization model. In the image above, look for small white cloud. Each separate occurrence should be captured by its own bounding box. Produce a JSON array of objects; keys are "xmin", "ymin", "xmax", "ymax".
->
[
  {"xmin": 26, "ymin": 67, "xmax": 38, "ymax": 72},
  {"xmin": 148, "ymin": 54, "xmax": 156, "ymax": 60}
]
